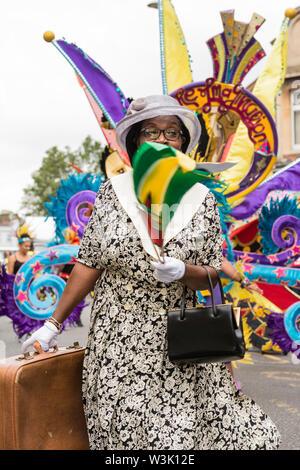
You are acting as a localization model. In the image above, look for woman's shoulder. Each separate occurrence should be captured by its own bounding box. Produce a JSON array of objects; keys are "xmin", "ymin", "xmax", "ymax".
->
[
  {"xmin": 7, "ymin": 252, "xmax": 17, "ymax": 261},
  {"xmin": 93, "ymin": 174, "xmax": 127, "ymax": 209},
  {"xmin": 94, "ymin": 178, "xmax": 113, "ymax": 201},
  {"xmin": 193, "ymin": 183, "xmax": 218, "ymax": 209},
  {"xmin": 203, "ymin": 188, "xmax": 218, "ymax": 206},
  {"xmin": 191, "ymin": 187, "xmax": 219, "ymax": 226},
  {"xmin": 96, "ymin": 171, "xmax": 133, "ymax": 201},
  {"xmin": 98, "ymin": 177, "xmax": 112, "ymax": 193}
]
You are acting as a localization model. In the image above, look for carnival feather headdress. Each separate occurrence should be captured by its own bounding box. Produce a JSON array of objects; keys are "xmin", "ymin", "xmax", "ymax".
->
[{"xmin": 16, "ymin": 224, "xmax": 34, "ymax": 243}]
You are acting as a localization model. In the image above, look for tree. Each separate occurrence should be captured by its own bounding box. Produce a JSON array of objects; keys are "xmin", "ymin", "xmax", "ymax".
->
[{"xmin": 21, "ymin": 136, "xmax": 105, "ymax": 216}]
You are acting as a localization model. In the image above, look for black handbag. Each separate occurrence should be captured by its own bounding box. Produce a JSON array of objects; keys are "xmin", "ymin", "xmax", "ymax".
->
[{"xmin": 167, "ymin": 267, "xmax": 245, "ymax": 364}]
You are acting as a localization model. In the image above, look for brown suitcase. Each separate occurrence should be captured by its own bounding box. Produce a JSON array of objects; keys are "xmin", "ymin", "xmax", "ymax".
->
[{"xmin": 0, "ymin": 341, "xmax": 90, "ymax": 450}]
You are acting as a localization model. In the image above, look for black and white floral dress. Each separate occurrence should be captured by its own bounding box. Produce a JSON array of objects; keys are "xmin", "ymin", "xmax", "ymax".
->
[{"xmin": 76, "ymin": 174, "xmax": 280, "ymax": 450}]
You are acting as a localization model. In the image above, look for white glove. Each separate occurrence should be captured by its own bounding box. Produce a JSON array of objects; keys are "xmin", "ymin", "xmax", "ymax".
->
[
  {"xmin": 290, "ymin": 352, "xmax": 300, "ymax": 365},
  {"xmin": 22, "ymin": 321, "xmax": 59, "ymax": 353},
  {"xmin": 150, "ymin": 256, "xmax": 186, "ymax": 283}
]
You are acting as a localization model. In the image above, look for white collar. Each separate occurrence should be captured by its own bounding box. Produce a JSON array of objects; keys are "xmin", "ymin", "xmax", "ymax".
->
[{"xmin": 110, "ymin": 170, "xmax": 209, "ymax": 259}]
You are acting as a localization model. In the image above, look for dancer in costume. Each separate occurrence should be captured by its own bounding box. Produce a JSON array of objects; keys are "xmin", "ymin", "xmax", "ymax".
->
[
  {"xmin": 7, "ymin": 225, "xmax": 34, "ymax": 275},
  {"xmin": 22, "ymin": 95, "xmax": 280, "ymax": 450},
  {"xmin": 0, "ymin": 223, "xmax": 87, "ymax": 339}
]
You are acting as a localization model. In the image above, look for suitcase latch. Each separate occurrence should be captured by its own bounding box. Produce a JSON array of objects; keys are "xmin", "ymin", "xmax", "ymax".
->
[
  {"xmin": 16, "ymin": 352, "xmax": 34, "ymax": 361},
  {"xmin": 66, "ymin": 341, "xmax": 81, "ymax": 349}
]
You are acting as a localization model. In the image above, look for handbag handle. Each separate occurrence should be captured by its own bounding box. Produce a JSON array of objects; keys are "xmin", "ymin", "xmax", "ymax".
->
[
  {"xmin": 180, "ymin": 266, "xmax": 225, "ymax": 320},
  {"xmin": 202, "ymin": 267, "xmax": 225, "ymax": 303}
]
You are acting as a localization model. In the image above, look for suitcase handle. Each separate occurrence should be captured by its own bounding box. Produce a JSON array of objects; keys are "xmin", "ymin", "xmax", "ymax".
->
[
  {"xmin": 16, "ymin": 341, "xmax": 81, "ymax": 361},
  {"xmin": 33, "ymin": 341, "xmax": 81, "ymax": 353},
  {"xmin": 33, "ymin": 341, "xmax": 44, "ymax": 354},
  {"xmin": 16, "ymin": 342, "xmax": 58, "ymax": 361},
  {"xmin": 33, "ymin": 341, "xmax": 58, "ymax": 355}
]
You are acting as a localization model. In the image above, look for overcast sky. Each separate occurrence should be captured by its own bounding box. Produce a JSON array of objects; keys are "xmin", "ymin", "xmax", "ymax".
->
[{"xmin": 0, "ymin": 0, "xmax": 297, "ymax": 214}]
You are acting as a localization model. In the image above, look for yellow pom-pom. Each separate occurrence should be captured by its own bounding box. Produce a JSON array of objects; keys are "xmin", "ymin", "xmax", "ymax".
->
[
  {"xmin": 285, "ymin": 8, "xmax": 297, "ymax": 19},
  {"xmin": 43, "ymin": 31, "xmax": 55, "ymax": 42}
]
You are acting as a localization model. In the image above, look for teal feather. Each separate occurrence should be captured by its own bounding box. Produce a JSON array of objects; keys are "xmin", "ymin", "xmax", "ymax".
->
[
  {"xmin": 44, "ymin": 173, "xmax": 104, "ymax": 244},
  {"xmin": 258, "ymin": 195, "xmax": 300, "ymax": 255}
]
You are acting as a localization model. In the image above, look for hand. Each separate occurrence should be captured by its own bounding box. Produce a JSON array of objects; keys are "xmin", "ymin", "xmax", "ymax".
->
[
  {"xmin": 150, "ymin": 256, "xmax": 186, "ymax": 283},
  {"xmin": 245, "ymin": 282, "xmax": 263, "ymax": 295},
  {"xmin": 22, "ymin": 321, "xmax": 59, "ymax": 353},
  {"xmin": 240, "ymin": 277, "xmax": 263, "ymax": 295}
]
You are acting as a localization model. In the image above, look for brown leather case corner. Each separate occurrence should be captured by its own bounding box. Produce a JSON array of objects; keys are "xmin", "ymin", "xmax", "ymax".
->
[{"xmin": 0, "ymin": 345, "xmax": 90, "ymax": 450}]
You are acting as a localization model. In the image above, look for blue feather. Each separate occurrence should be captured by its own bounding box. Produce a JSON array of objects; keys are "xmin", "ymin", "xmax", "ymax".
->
[
  {"xmin": 44, "ymin": 173, "xmax": 104, "ymax": 244},
  {"xmin": 258, "ymin": 195, "xmax": 300, "ymax": 255}
]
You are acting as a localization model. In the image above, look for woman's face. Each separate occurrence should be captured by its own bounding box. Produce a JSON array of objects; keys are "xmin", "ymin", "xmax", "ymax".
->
[
  {"xmin": 137, "ymin": 115, "xmax": 185, "ymax": 151},
  {"xmin": 19, "ymin": 241, "xmax": 31, "ymax": 254}
]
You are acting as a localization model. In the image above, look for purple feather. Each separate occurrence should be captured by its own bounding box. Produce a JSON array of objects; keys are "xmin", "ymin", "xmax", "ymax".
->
[
  {"xmin": 267, "ymin": 310, "xmax": 300, "ymax": 359},
  {"xmin": 231, "ymin": 160, "xmax": 300, "ymax": 220}
]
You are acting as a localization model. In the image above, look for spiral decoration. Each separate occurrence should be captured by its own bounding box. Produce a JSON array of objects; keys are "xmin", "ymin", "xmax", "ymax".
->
[
  {"xmin": 258, "ymin": 196, "xmax": 300, "ymax": 255},
  {"xmin": 14, "ymin": 245, "xmax": 79, "ymax": 320},
  {"xmin": 284, "ymin": 302, "xmax": 300, "ymax": 345},
  {"xmin": 267, "ymin": 302, "xmax": 300, "ymax": 359},
  {"xmin": 271, "ymin": 215, "xmax": 300, "ymax": 251},
  {"xmin": 66, "ymin": 190, "xmax": 97, "ymax": 238},
  {"xmin": 226, "ymin": 194, "xmax": 300, "ymax": 357},
  {"xmin": 44, "ymin": 173, "xmax": 104, "ymax": 244}
]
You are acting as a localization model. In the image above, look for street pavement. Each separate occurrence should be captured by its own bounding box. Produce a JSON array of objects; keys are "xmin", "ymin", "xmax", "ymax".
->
[
  {"xmin": 1, "ymin": 304, "xmax": 299, "ymax": 450},
  {"xmin": 234, "ymin": 349, "xmax": 300, "ymax": 450}
]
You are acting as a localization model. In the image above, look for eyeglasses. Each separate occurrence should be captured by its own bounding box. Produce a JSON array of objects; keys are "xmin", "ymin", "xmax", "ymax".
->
[{"xmin": 140, "ymin": 127, "xmax": 183, "ymax": 141}]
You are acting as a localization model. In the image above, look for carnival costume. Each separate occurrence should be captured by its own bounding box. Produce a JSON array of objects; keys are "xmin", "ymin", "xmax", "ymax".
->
[
  {"xmin": 2, "ymin": 4, "xmax": 299, "ymax": 365},
  {"xmin": 0, "ymin": 222, "xmax": 87, "ymax": 338}
]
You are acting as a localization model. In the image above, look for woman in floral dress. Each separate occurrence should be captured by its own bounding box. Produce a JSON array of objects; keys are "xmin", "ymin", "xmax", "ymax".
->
[{"xmin": 23, "ymin": 95, "xmax": 280, "ymax": 450}]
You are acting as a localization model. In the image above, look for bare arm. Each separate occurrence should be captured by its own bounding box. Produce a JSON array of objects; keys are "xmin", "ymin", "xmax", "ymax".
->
[
  {"xmin": 221, "ymin": 257, "xmax": 241, "ymax": 281},
  {"xmin": 51, "ymin": 262, "xmax": 102, "ymax": 324},
  {"xmin": 180, "ymin": 264, "xmax": 220, "ymax": 290},
  {"xmin": 7, "ymin": 254, "xmax": 16, "ymax": 275},
  {"xmin": 222, "ymin": 257, "xmax": 263, "ymax": 294}
]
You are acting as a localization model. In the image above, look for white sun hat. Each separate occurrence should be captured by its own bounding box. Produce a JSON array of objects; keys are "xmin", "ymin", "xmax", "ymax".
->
[{"xmin": 116, "ymin": 95, "xmax": 201, "ymax": 154}]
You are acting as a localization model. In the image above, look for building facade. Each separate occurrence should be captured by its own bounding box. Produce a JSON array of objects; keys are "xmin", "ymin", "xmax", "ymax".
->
[
  {"xmin": 276, "ymin": 6, "xmax": 300, "ymax": 167},
  {"xmin": 0, "ymin": 211, "xmax": 19, "ymax": 261}
]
